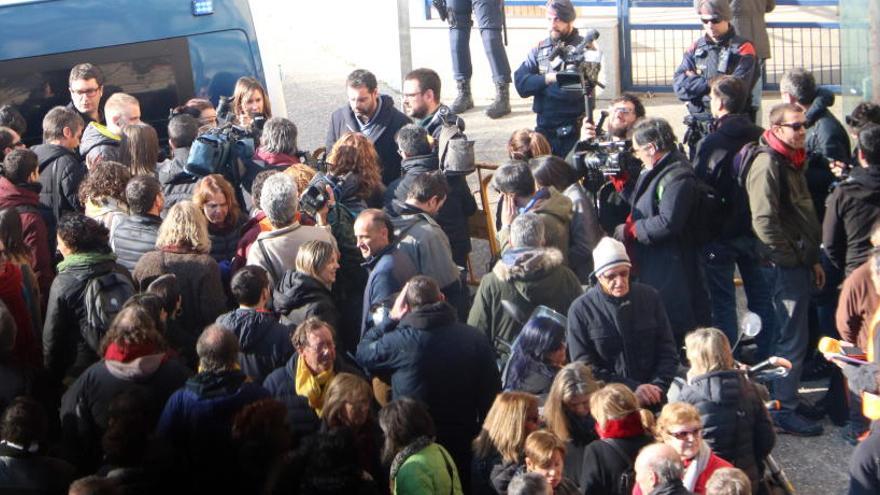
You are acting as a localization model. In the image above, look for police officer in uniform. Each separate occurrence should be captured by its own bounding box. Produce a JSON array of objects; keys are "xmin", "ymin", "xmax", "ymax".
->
[
  {"xmin": 673, "ymin": 0, "xmax": 757, "ymax": 158},
  {"xmin": 514, "ymin": 0, "xmax": 586, "ymax": 158},
  {"xmin": 437, "ymin": 0, "xmax": 512, "ymax": 119}
]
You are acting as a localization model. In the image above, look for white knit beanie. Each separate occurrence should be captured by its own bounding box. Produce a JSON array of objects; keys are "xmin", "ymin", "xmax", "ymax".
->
[{"xmin": 592, "ymin": 237, "xmax": 631, "ymax": 277}]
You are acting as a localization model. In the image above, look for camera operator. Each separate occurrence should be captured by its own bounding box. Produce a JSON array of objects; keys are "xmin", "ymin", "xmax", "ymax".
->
[
  {"xmin": 568, "ymin": 94, "xmax": 645, "ymax": 234},
  {"xmin": 513, "ymin": 0, "xmax": 588, "ymax": 158},
  {"xmin": 673, "ymin": 0, "xmax": 756, "ymax": 159}
]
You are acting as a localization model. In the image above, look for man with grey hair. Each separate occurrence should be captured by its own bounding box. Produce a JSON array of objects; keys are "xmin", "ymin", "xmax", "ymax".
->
[
  {"xmin": 79, "ymin": 92, "xmax": 141, "ymax": 168},
  {"xmin": 468, "ymin": 212, "xmax": 582, "ymax": 357},
  {"xmin": 157, "ymin": 324, "xmax": 270, "ymax": 492},
  {"xmin": 634, "ymin": 443, "xmax": 691, "ymax": 495},
  {"xmin": 244, "ymin": 117, "xmax": 307, "ymax": 211},
  {"xmin": 245, "ymin": 173, "xmax": 336, "ymax": 286}
]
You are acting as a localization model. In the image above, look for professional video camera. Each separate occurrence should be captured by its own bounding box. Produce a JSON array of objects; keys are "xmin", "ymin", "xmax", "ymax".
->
[
  {"xmin": 299, "ymin": 171, "xmax": 350, "ymax": 220},
  {"xmin": 570, "ymin": 110, "xmax": 634, "ymax": 188},
  {"xmin": 548, "ymin": 28, "xmax": 603, "ymax": 124}
]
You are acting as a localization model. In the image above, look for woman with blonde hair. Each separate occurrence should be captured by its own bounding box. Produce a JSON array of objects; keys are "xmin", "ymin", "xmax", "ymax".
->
[
  {"xmin": 118, "ymin": 122, "xmax": 159, "ymax": 177},
  {"xmin": 273, "ymin": 240, "xmax": 340, "ymax": 330},
  {"xmin": 471, "ymin": 391, "xmax": 540, "ymax": 495},
  {"xmin": 651, "ymin": 402, "xmax": 732, "ymax": 495},
  {"xmin": 191, "ymin": 174, "xmax": 243, "ymax": 263},
  {"xmin": 577, "ymin": 383, "xmax": 653, "ymax": 495},
  {"xmin": 677, "ymin": 327, "xmax": 774, "ymax": 493},
  {"xmin": 132, "ymin": 201, "xmax": 226, "ymax": 367},
  {"xmin": 543, "ymin": 362, "xmax": 601, "ymax": 487},
  {"xmin": 322, "ymin": 372, "xmax": 384, "ymax": 486},
  {"xmin": 231, "ymin": 76, "xmax": 272, "ymax": 127},
  {"xmin": 327, "ymin": 132, "xmax": 385, "ymax": 212}
]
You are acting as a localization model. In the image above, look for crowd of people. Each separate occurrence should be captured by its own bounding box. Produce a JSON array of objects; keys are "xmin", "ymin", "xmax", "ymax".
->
[{"xmin": 0, "ymin": 0, "xmax": 879, "ymax": 494}]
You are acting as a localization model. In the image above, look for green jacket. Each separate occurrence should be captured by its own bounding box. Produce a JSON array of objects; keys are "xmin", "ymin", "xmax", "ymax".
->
[
  {"xmin": 468, "ymin": 247, "xmax": 583, "ymax": 357},
  {"xmin": 393, "ymin": 443, "xmax": 463, "ymax": 495},
  {"xmin": 498, "ymin": 187, "xmax": 574, "ymax": 262},
  {"xmin": 745, "ymin": 138, "xmax": 821, "ymax": 268}
]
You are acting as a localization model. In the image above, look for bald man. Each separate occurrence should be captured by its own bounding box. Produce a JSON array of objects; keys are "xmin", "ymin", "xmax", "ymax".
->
[{"xmin": 634, "ymin": 444, "xmax": 691, "ymax": 495}]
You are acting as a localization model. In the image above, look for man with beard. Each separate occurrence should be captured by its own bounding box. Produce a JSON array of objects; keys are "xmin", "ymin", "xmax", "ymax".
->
[
  {"xmin": 513, "ymin": 0, "xmax": 588, "ymax": 158},
  {"xmin": 402, "ymin": 67, "xmax": 465, "ymax": 145},
  {"xmin": 326, "ymin": 69, "xmax": 411, "ymax": 186}
]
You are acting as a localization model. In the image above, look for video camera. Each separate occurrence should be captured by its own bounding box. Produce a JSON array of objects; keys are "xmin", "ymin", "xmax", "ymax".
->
[
  {"xmin": 299, "ymin": 171, "xmax": 350, "ymax": 220},
  {"xmin": 571, "ymin": 110, "xmax": 633, "ymax": 188}
]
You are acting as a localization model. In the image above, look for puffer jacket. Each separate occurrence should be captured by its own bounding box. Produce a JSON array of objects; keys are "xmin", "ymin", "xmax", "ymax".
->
[
  {"xmin": 676, "ymin": 369, "xmax": 776, "ymax": 485},
  {"xmin": 822, "ymin": 165, "xmax": 880, "ymax": 275},
  {"xmin": 215, "ymin": 308, "xmax": 294, "ymax": 383},
  {"xmin": 498, "ymin": 187, "xmax": 573, "ymax": 262},
  {"xmin": 207, "ymin": 219, "xmax": 244, "ymax": 264},
  {"xmin": 79, "ymin": 122, "xmax": 120, "ymax": 166},
  {"xmin": 109, "ymin": 214, "xmax": 162, "ymax": 272},
  {"xmin": 32, "ymin": 143, "xmax": 86, "ymax": 221},
  {"xmin": 468, "ymin": 247, "xmax": 583, "ymax": 357},
  {"xmin": 273, "ymin": 271, "xmax": 339, "ymax": 331},
  {"xmin": 157, "ymin": 147, "xmax": 197, "ymax": 216}
]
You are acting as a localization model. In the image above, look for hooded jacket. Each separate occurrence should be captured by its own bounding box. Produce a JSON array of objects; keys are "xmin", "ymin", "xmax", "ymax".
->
[
  {"xmin": 822, "ymin": 165, "xmax": 880, "ymax": 274},
  {"xmin": 32, "ymin": 142, "xmax": 86, "ymax": 221},
  {"xmin": 677, "ymin": 369, "xmax": 775, "ymax": 484},
  {"xmin": 356, "ymin": 301, "xmax": 500, "ymax": 485},
  {"xmin": 0, "ymin": 177, "xmax": 53, "ymax": 302},
  {"xmin": 498, "ymin": 187, "xmax": 574, "ymax": 262},
  {"xmin": 804, "ymin": 87, "xmax": 851, "ymax": 220},
  {"xmin": 215, "ymin": 308, "xmax": 294, "ymax": 383},
  {"xmin": 273, "ymin": 271, "xmax": 340, "ymax": 331},
  {"xmin": 468, "ymin": 247, "xmax": 582, "ymax": 357},
  {"xmin": 325, "ymin": 94, "xmax": 412, "ymax": 185},
  {"xmin": 79, "ymin": 122, "xmax": 120, "ymax": 166},
  {"xmin": 385, "ymin": 153, "xmax": 478, "ymax": 266},
  {"xmin": 566, "ymin": 283, "xmax": 679, "ymax": 392},
  {"xmin": 109, "ymin": 214, "xmax": 162, "ymax": 272},
  {"xmin": 387, "ymin": 200, "xmax": 460, "ymax": 289},
  {"xmin": 157, "ymin": 147, "xmax": 198, "ymax": 216}
]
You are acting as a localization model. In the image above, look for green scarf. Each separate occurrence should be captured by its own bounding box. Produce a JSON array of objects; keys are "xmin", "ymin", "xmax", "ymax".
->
[{"xmin": 57, "ymin": 252, "xmax": 117, "ymax": 273}]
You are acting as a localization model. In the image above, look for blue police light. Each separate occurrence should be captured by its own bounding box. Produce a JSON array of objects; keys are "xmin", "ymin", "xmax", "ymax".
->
[{"xmin": 191, "ymin": 0, "xmax": 214, "ymax": 16}]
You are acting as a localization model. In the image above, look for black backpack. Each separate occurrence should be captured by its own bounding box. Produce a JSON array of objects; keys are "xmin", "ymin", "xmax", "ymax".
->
[
  {"xmin": 601, "ymin": 438, "xmax": 636, "ymax": 495},
  {"xmin": 732, "ymin": 142, "xmax": 789, "ymax": 213},
  {"xmin": 654, "ymin": 165, "xmax": 722, "ymax": 245},
  {"xmin": 81, "ymin": 271, "xmax": 135, "ymax": 351}
]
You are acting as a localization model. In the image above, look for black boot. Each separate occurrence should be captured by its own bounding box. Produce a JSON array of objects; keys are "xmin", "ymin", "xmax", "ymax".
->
[
  {"xmin": 449, "ymin": 79, "xmax": 474, "ymax": 114},
  {"xmin": 485, "ymin": 82, "xmax": 510, "ymax": 119}
]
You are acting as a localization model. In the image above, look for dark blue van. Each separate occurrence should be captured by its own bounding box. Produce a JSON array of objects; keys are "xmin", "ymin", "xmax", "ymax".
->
[{"xmin": 0, "ymin": 0, "xmax": 281, "ymax": 145}]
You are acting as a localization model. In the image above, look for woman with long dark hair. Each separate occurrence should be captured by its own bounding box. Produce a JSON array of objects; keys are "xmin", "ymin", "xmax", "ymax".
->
[
  {"xmin": 119, "ymin": 123, "xmax": 160, "ymax": 177},
  {"xmin": 231, "ymin": 76, "xmax": 272, "ymax": 128},
  {"xmin": 502, "ymin": 316, "xmax": 567, "ymax": 399},
  {"xmin": 0, "ymin": 208, "xmax": 41, "ymax": 339}
]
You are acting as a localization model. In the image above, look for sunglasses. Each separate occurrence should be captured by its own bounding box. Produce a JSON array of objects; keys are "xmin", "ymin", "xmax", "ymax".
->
[
  {"xmin": 777, "ymin": 122, "xmax": 806, "ymax": 131},
  {"xmin": 668, "ymin": 428, "xmax": 702, "ymax": 440},
  {"xmin": 701, "ymin": 17, "xmax": 722, "ymax": 24}
]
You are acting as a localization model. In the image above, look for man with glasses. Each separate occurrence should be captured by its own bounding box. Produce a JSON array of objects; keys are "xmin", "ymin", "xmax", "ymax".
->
[
  {"xmin": 673, "ymin": 0, "xmax": 756, "ymax": 158},
  {"xmin": 67, "ymin": 63, "xmax": 105, "ymax": 125},
  {"xmin": 0, "ymin": 127, "xmax": 27, "ymax": 163},
  {"xmin": 403, "ymin": 67, "xmax": 465, "ymax": 144},
  {"xmin": 745, "ymin": 103, "xmax": 824, "ymax": 436},
  {"xmin": 566, "ymin": 236, "xmax": 678, "ymax": 408}
]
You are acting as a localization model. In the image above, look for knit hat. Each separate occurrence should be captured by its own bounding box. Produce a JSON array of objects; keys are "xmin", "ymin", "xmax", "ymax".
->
[
  {"xmin": 592, "ymin": 237, "xmax": 631, "ymax": 277},
  {"xmin": 696, "ymin": 0, "xmax": 731, "ymax": 21},
  {"xmin": 546, "ymin": 0, "xmax": 576, "ymax": 23}
]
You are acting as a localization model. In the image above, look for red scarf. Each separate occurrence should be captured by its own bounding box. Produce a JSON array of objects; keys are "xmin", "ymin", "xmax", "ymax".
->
[
  {"xmin": 0, "ymin": 262, "xmax": 40, "ymax": 367},
  {"xmin": 104, "ymin": 342, "xmax": 162, "ymax": 362},
  {"xmin": 595, "ymin": 411, "xmax": 645, "ymax": 439},
  {"xmin": 160, "ymin": 244, "xmax": 196, "ymax": 254},
  {"xmin": 763, "ymin": 129, "xmax": 806, "ymax": 169}
]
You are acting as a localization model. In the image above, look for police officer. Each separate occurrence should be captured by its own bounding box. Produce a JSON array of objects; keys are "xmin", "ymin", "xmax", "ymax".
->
[
  {"xmin": 673, "ymin": 0, "xmax": 756, "ymax": 158},
  {"xmin": 439, "ymin": 0, "xmax": 512, "ymax": 119},
  {"xmin": 514, "ymin": 0, "xmax": 587, "ymax": 158}
]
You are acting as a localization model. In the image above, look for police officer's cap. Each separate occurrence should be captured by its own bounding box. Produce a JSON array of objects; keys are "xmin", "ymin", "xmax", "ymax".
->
[{"xmin": 546, "ymin": 0, "xmax": 576, "ymax": 23}]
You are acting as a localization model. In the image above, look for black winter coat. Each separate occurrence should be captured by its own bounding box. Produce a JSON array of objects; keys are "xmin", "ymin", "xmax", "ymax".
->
[
  {"xmin": 804, "ymin": 87, "xmax": 851, "ymax": 220},
  {"xmin": 385, "ymin": 153, "xmax": 478, "ymax": 266},
  {"xmin": 630, "ymin": 149, "xmax": 710, "ymax": 337},
  {"xmin": 262, "ymin": 354, "xmax": 362, "ymax": 440},
  {"xmin": 109, "ymin": 214, "xmax": 162, "ymax": 272},
  {"xmin": 566, "ymin": 283, "xmax": 679, "ymax": 392},
  {"xmin": 325, "ymin": 94, "xmax": 411, "ymax": 186},
  {"xmin": 693, "ymin": 114, "xmax": 764, "ymax": 240},
  {"xmin": 822, "ymin": 165, "xmax": 880, "ymax": 275},
  {"xmin": 157, "ymin": 147, "xmax": 198, "ymax": 216},
  {"xmin": 676, "ymin": 370, "xmax": 775, "ymax": 484},
  {"xmin": 0, "ymin": 443, "xmax": 77, "ymax": 495},
  {"xmin": 273, "ymin": 271, "xmax": 340, "ymax": 331},
  {"xmin": 32, "ymin": 143, "xmax": 85, "ymax": 221},
  {"xmin": 43, "ymin": 258, "xmax": 132, "ymax": 383},
  {"xmin": 578, "ymin": 434, "xmax": 653, "ymax": 495},
  {"xmin": 216, "ymin": 308, "xmax": 294, "ymax": 383}
]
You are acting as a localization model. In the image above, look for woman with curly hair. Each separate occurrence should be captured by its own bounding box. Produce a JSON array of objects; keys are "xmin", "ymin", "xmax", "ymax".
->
[
  {"xmin": 60, "ymin": 305, "xmax": 191, "ymax": 471},
  {"xmin": 327, "ymin": 132, "xmax": 385, "ymax": 212},
  {"xmin": 191, "ymin": 174, "xmax": 244, "ymax": 263},
  {"xmin": 232, "ymin": 76, "xmax": 272, "ymax": 128},
  {"xmin": 43, "ymin": 213, "xmax": 131, "ymax": 383},
  {"xmin": 119, "ymin": 123, "xmax": 160, "ymax": 177},
  {"xmin": 132, "ymin": 201, "xmax": 227, "ymax": 367},
  {"xmin": 79, "ymin": 160, "xmax": 130, "ymax": 232}
]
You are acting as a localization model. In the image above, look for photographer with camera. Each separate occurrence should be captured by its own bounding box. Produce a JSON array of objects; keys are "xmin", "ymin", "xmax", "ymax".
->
[
  {"xmin": 513, "ymin": 0, "xmax": 589, "ymax": 158},
  {"xmin": 230, "ymin": 76, "xmax": 272, "ymax": 129},
  {"xmin": 673, "ymin": 0, "xmax": 756, "ymax": 159}
]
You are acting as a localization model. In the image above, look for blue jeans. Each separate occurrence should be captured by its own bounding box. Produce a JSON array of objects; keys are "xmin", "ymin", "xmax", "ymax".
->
[
  {"xmin": 702, "ymin": 237, "xmax": 777, "ymax": 360},
  {"xmin": 448, "ymin": 0, "xmax": 511, "ymax": 83},
  {"xmin": 768, "ymin": 265, "xmax": 813, "ymax": 411}
]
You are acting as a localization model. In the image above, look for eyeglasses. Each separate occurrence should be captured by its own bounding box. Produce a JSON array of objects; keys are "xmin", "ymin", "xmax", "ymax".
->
[
  {"xmin": 700, "ymin": 17, "xmax": 722, "ymax": 24},
  {"xmin": 70, "ymin": 87, "xmax": 101, "ymax": 97},
  {"xmin": 668, "ymin": 428, "xmax": 702, "ymax": 440},
  {"xmin": 777, "ymin": 122, "xmax": 806, "ymax": 131}
]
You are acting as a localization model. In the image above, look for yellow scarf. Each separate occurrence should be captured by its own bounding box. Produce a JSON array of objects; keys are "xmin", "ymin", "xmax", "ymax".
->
[{"xmin": 295, "ymin": 357, "xmax": 334, "ymax": 416}]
